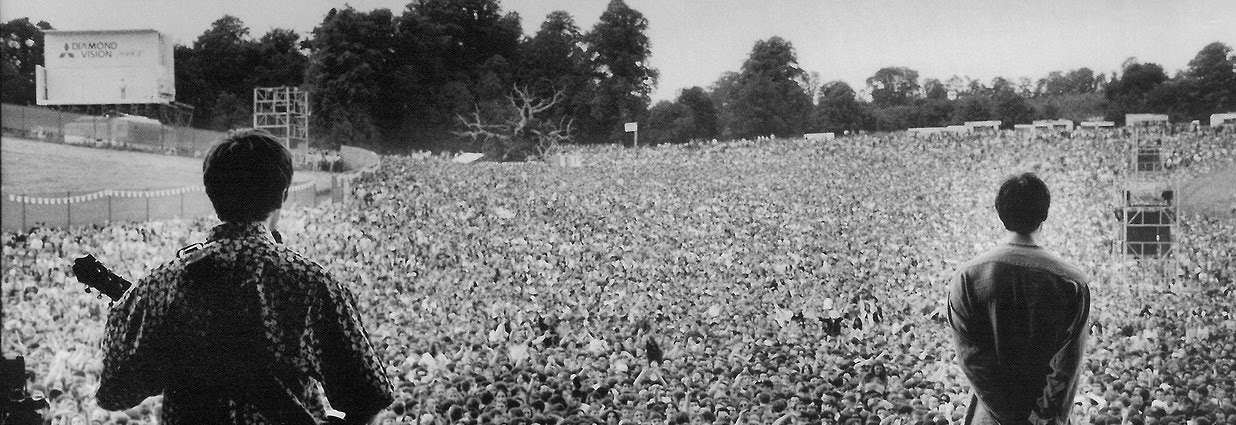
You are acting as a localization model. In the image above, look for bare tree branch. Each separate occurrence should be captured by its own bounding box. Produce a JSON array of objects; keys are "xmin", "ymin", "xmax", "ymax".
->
[{"xmin": 455, "ymin": 86, "xmax": 575, "ymax": 161}]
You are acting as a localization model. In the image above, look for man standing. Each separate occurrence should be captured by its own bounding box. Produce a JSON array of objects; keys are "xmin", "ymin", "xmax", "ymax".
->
[
  {"xmin": 97, "ymin": 129, "xmax": 394, "ymax": 424},
  {"xmin": 949, "ymin": 173, "xmax": 1091, "ymax": 425}
]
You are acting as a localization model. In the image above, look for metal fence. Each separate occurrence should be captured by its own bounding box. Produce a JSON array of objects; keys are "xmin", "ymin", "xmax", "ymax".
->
[
  {"xmin": 1, "ymin": 103, "xmax": 226, "ymax": 157},
  {"xmin": 1, "ymin": 106, "xmax": 384, "ymax": 231}
]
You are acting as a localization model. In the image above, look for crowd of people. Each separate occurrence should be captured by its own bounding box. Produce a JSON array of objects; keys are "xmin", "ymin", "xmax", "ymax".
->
[{"xmin": 3, "ymin": 128, "xmax": 1234, "ymax": 425}]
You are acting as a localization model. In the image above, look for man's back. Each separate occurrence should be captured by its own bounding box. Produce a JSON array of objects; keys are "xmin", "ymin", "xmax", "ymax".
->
[
  {"xmin": 98, "ymin": 221, "xmax": 394, "ymax": 424},
  {"xmin": 949, "ymin": 242, "xmax": 1090, "ymax": 425}
]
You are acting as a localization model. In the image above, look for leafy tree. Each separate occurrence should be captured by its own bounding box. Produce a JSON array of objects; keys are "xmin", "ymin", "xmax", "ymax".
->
[
  {"xmin": 1038, "ymin": 68, "xmax": 1097, "ymax": 96},
  {"xmin": 174, "ymin": 16, "xmax": 307, "ymax": 130},
  {"xmin": 871, "ymin": 105, "xmax": 916, "ymax": 131},
  {"xmin": 709, "ymin": 71, "xmax": 740, "ymax": 112},
  {"xmin": 645, "ymin": 100, "xmax": 693, "ymax": 144},
  {"xmin": 944, "ymin": 75, "xmax": 969, "ymax": 99},
  {"xmin": 584, "ymin": 0, "xmax": 657, "ymax": 143},
  {"xmin": 1181, "ymin": 42, "xmax": 1236, "ymax": 119},
  {"xmin": 912, "ymin": 97, "xmax": 952, "ymax": 127},
  {"xmin": 305, "ymin": 7, "xmax": 399, "ymax": 148},
  {"xmin": 866, "ymin": 66, "xmax": 920, "ymax": 108},
  {"xmin": 1104, "ymin": 59, "xmax": 1169, "ymax": 122},
  {"xmin": 676, "ymin": 86, "xmax": 717, "ymax": 140},
  {"xmin": 1066, "ymin": 68, "xmax": 1098, "ymax": 94},
  {"xmin": 814, "ymin": 81, "xmax": 869, "ymax": 133},
  {"xmin": 990, "ymin": 83, "xmax": 1032, "ymax": 125},
  {"xmin": 175, "ymin": 16, "xmax": 254, "ymax": 128},
  {"xmin": 718, "ymin": 36, "xmax": 812, "ymax": 139},
  {"xmin": 644, "ymin": 86, "xmax": 718, "ymax": 144},
  {"xmin": 517, "ymin": 11, "xmax": 593, "ymax": 130},
  {"xmin": 1, "ymin": 18, "xmax": 53, "ymax": 104},
  {"xmin": 395, "ymin": 0, "xmax": 523, "ymax": 151},
  {"xmin": 252, "ymin": 28, "xmax": 308, "ymax": 87},
  {"xmin": 923, "ymin": 78, "xmax": 948, "ymax": 100},
  {"xmin": 1028, "ymin": 93, "xmax": 1106, "ymax": 121},
  {"xmin": 950, "ymin": 95, "xmax": 993, "ymax": 123},
  {"xmin": 415, "ymin": 0, "xmax": 521, "ymax": 82}
]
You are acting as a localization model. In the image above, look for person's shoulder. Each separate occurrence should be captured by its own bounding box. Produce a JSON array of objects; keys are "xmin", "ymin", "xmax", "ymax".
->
[
  {"xmin": 1033, "ymin": 249, "xmax": 1089, "ymax": 285},
  {"xmin": 956, "ymin": 244, "xmax": 1017, "ymax": 273},
  {"xmin": 959, "ymin": 244, "xmax": 1087, "ymax": 283},
  {"xmin": 265, "ymin": 244, "xmax": 332, "ymax": 278},
  {"xmin": 135, "ymin": 249, "xmax": 195, "ymax": 285}
]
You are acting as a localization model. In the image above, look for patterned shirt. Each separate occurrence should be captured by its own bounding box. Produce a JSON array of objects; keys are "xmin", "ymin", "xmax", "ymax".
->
[{"xmin": 97, "ymin": 221, "xmax": 394, "ymax": 424}]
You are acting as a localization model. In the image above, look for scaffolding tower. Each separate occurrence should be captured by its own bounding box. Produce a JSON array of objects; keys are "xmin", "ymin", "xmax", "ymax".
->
[
  {"xmin": 1114, "ymin": 129, "xmax": 1181, "ymax": 281},
  {"xmin": 253, "ymin": 87, "xmax": 309, "ymax": 162}
]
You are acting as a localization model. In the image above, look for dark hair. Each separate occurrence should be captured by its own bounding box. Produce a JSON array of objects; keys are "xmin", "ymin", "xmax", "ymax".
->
[
  {"xmin": 202, "ymin": 129, "xmax": 293, "ymax": 222},
  {"xmin": 995, "ymin": 173, "xmax": 1050, "ymax": 234}
]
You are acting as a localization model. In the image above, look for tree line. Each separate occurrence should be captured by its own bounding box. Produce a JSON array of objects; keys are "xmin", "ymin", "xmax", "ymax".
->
[
  {"xmin": 3, "ymin": 4, "xmax": 1234, "ymax": 152},
  {"xmin": 650, "ymin": 38, "xmax": 1235, "ymax": 144}
]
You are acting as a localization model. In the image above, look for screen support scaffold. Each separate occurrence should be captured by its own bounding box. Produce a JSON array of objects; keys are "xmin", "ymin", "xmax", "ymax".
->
[
  {"xmin": 253, "ymin": 86, "xmax": 309, "ymax": 163},
  {"xmin": 1113, "ymin": 127, "xmax": 1181, "ymax": 289}
]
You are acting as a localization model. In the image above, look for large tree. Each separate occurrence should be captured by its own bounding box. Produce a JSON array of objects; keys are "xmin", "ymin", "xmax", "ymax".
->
[
  {"xmin": 644, "ymin": 86, "xmax": 718, "ymax": 144},
  {"xmin": 176, "ymin": 16, "xmax": 308, "ymax": 130},
  {"xmin": 645, "ymin": 100, "xmax": 692, "ymax": 145},
  {"xmin": 1104, "ymin": 59, "xmax": 1169, "ymax": 122},
  {"xmin": 392, "ymin": 0, "xmax": 523, "ymax": 151},
  {"xmin": 1, "ymin": 18, "xmax": 53, "ymax": 104},
  {"xmin": 516, "ymin": 11, "xmax": 594, "ymax": 132},
  {"xmin": 182, "ymin": 16, "xmax": 255, "ymax": 128},
  {"xmin": 1182, "ymin": 42, "xmax": 1236, "ymax": 119},
  {"xmin": 305, "ymin": 7, "xmax": 399, "ymax": 148},
  {"xmin": 718, "ymin": 36, "xmax": 812, "ymax": 139},
  {"xmin": 866, "ymin": 66, "xmax": 920, "ymax": 108},
  {"xmin": 584, "ymin": 0, "xmax": 657, "ymax": 143},
  {"xmin": 676, "ymin": 86, "xmax": 717, "ymax": 140},
  {"xmin": 814, "ymin": 81, "xmax": 870, "ymax": 133}
]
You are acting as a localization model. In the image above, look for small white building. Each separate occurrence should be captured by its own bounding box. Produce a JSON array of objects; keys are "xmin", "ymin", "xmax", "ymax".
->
[
  {"xmin": 964, "ymin": 120, "xmax": 1002, "ymax": 132},
  {"xmin": 1209, "ymin": 112, "xmax": 1236, "ymax": 128},
  {"xmin": 804, "ymin": 132, "xmax": 835, "ymax": 141},
  {"xmin": 1033, "ymin": 119, "xmax": 1075, "ymax": 132},
  {"xmin": 1126, "ymin": 114, "xmax": 1170, "ymax": 127},
  {"xmin": 1079, "ymin": 121, "xmax": 1115, "ymax": 129}
]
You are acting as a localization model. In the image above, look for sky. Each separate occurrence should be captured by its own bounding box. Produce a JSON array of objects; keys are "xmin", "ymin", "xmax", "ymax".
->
[{"xmin": 4, "ymin": 0, "xmax": 1235, "ymax": 102}]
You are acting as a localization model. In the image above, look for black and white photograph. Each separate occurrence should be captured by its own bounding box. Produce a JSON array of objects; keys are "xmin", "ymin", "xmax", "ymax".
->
[{"xmin": 2, "ymin": 1, "xmax": 1235, "ymax": 424}]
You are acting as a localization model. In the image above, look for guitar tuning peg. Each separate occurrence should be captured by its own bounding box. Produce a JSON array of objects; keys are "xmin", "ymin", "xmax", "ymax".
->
[{"xmin": 85, "ymin": 287, "xmax": 92, "ymax": 293}]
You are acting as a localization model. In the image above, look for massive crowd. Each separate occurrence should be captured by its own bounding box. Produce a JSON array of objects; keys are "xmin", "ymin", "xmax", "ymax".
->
[{"xmin": 3, "ymin": 129, "xmax": 1234, "ymax": 425}]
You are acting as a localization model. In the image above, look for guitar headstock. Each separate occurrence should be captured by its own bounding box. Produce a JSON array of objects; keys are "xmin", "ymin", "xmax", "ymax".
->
[{"xmin": 72, "ymin": 254, "xmax": 132, "ymax": 302}]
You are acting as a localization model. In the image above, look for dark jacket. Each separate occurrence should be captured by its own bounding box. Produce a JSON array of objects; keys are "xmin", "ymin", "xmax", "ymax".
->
[{"xmin": 949, "ymin": 242, "xmax": 1090, "ymax": 425}]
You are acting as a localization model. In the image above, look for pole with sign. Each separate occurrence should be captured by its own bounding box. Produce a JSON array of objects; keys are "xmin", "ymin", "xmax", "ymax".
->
[{"xmin": 625, "ymin": 122, "xmax": 638, "ymax": 147}]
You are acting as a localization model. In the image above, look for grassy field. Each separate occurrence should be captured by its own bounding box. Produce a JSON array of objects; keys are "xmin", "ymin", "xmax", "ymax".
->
[
  {"xmin": 1, "ymin": 137, "xmax": 330, "ymax": 195},
  {"xmin": 1182, "ymin": 167, "xmax": 1236, "ymax": 217}
]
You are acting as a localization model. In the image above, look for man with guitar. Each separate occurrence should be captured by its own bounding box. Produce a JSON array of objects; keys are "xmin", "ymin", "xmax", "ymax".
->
[{"xmin": 77, "ymin": 129, "xmax": 393, "ymax": 424}]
